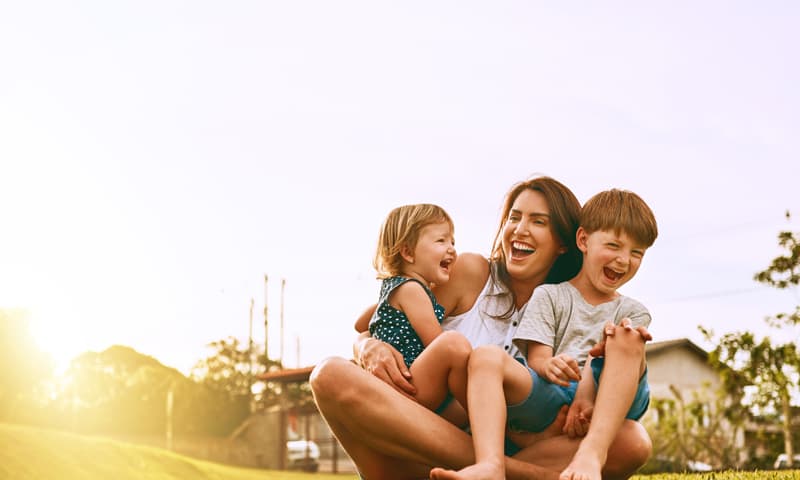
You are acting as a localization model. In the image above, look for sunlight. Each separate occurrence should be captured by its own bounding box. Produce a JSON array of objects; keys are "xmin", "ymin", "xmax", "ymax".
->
[{"xmin": 29, "ymin": 305, "xmax": 85, "ymax": 376}]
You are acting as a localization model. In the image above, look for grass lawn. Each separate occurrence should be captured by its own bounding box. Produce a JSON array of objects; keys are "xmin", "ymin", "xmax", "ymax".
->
[
  {"xmin": 2, "ymin": 422, "xmax": 797, "ymax": 480},
  {"xmin": 0, "ymin": 423, "xmax": 358, "ymax": 480}
]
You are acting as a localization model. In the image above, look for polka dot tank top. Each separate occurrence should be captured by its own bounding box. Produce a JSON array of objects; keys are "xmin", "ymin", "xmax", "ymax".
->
[{"xmin": 368, "ymin": 276, "xmax": 445, "ymax": 368}]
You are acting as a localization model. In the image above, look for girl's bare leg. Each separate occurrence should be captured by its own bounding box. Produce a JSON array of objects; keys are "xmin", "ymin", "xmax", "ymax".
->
[
  {"xmin": 409, "ymin": 331, "xmax": 472, "ymax": 421},
  {"xmin": 310, "ymin": 356, "xmax": 560, "ymax": 480}
]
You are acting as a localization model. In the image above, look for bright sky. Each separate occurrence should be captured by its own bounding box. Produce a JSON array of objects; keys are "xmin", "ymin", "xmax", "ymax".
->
[{"xmin": 2, "ymin": 2, "xmax": 799, "ymax": 375}]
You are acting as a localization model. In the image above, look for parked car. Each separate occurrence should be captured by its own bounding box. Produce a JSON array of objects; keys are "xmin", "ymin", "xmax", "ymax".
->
[
  {"xmin": 774, "ymin": 453, "xmax": 800, "ymax": 470},
  {"xmin": 286, "ymin": 439, "xmax": 320, "ymax": 472}
]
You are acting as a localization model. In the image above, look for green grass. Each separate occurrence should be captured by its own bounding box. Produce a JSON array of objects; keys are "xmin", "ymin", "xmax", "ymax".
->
[
  {"xmin": 3, "ymin": 422, "xmax": 798, "ymax": 480},
  {"xmin": 634, "ymin": 473, "xmax": 800, "ymax": 480},
  {"xmin": 0, "ymin": 423, "xmax": 358, "ymax": 480}
]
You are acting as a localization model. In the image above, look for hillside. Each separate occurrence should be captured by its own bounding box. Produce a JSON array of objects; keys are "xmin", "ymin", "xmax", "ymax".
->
[{"xmin": 0, "ymin": 423, "xmax": 354, "ymax": 480}]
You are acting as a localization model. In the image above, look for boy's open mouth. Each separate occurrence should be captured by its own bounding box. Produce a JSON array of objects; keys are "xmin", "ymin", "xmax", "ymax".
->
[{"xmin": 603, "ymin": 267, "xmax": 624, "ymax": 281}]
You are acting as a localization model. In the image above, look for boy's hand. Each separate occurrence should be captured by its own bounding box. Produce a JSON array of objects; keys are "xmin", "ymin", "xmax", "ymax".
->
[
  {"xmin": 543, "ymin": 353, "xmax": 581, "ymax": 387},
  {"xmin": 564, "ymin": 398, "xmax": 593, "ymax": 438},
  {"xmin": 589, "ymin": 318, "xmax": 653, "ymax": 357}
]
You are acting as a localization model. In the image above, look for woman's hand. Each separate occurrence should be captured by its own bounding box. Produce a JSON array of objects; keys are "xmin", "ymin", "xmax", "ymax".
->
[{"xmin": 356, "ymin": 335, "xmax": 417, "ymax": 399}]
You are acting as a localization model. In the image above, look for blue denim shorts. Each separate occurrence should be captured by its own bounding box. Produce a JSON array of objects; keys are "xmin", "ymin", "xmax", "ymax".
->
[{"xmin": 506, "ymin": 356, "xmax": 650, "ymax": 433}]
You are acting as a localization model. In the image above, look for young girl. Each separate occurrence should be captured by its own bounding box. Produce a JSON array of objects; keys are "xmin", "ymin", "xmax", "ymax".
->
[{"xmin": 355, "ymin": 204, "xmax": 472, "ymax": 425}]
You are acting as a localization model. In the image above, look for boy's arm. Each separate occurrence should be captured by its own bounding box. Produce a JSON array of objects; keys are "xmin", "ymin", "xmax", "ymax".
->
[
  {"xmin": 564, "ymin": 357, "xmax": 596, "ymax": 438},
  {"xmin": 528, "ymin": 342, "xmax": 581, "ymax": 387}
]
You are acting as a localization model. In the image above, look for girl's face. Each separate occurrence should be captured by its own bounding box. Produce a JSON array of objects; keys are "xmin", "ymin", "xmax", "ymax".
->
[
  {"xmin": 402, "ymin": 221, "xmax": 457, "ymax": 286},
  {"xmin": 501, "ymin": 189, "xmax": 564, "ymax": 285}
]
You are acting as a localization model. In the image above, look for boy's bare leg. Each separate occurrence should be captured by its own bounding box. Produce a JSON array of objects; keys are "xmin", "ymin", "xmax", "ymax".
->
[
  {"xmin": 429, "ymin": 345, "xmax": 536, "ymax": 480},
  {"xmin": 311, "ymin": 356, "xmax": 560, "ymax": 480},
  {"xmin": 559, "ymin": 326, "xmax": 647, "ymax": 480}
]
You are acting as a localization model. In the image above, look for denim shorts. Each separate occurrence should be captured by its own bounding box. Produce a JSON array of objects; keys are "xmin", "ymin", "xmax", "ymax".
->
[{"xmin": 506, "ymin": 356, "xmax": 650, "ymax": 433}]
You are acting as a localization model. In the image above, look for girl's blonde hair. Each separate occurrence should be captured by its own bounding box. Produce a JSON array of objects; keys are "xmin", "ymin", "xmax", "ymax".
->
[{"xmin": 373, "ymin": 204, "xmax": 454, "ymax": 279}]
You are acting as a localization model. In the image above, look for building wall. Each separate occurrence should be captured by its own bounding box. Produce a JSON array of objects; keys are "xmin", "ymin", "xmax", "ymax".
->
[{"xmin": 646, "ymin": 346, "xmax": 720, "ymax": 401}]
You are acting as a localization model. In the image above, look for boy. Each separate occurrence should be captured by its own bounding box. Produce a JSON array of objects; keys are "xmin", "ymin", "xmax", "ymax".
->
[{"xmin": 430, "ymin": 188, "xmax": 657, "ymax": 480}]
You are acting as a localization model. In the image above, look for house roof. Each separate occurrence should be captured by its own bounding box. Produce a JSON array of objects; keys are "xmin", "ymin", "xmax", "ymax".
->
[
  {"xmin": 257, "ymin": 365, "xmax": 316, "ymax": 383},
  {"xmin": 646, "ymin": 337, "xmax": 708, "ymax": 359}
]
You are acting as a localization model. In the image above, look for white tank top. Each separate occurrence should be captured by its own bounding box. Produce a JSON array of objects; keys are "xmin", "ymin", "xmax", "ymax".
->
[{"xmin": 441, "ymin": 265, "xmax": 523, "ymax": 358}]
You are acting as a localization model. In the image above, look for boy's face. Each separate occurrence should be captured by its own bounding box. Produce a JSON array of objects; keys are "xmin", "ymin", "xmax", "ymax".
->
[{"xmin": 576, "ymin": 227, "xmax": 647, "ymax": 299}]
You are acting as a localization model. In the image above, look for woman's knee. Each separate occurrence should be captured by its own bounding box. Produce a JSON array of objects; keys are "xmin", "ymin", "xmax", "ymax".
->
[
  {"xmin": 605, "ymin": 420, "xmax": 652, "ymax": 478},
  {"xmin": 310, "ymin": 356, "xmax": 358, "ymax": 404}
]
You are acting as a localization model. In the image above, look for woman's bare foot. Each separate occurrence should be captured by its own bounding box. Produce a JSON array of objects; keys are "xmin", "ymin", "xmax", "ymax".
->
[{"xmin": 430, "ymin": 462, "xmax": 504, "ymax": 480}]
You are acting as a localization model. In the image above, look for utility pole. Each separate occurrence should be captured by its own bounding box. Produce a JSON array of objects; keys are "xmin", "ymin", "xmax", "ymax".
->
[
  {"xmin": 248, "ymin": 297, "xmax": 254, "ymax": 383},
  {"xmin": 264, "ymin": 273, "xmax": 269, "ymax": 362},
  {"xmin": 280, "ymin": 278, "xmax": 286, "ymax": 368},
  {"xmin": 296, "ymin": 335, "xmax": 301, "ymax": 368}
]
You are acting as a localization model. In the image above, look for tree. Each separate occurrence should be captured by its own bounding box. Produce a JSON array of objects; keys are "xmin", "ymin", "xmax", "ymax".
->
[
  {"xmin": 702, "ymin": 214, "xmax": 800, "ymax": 468},
  {"xmin": 642, "ymin": 383, "xmax": 745, "ymax": 471},
  {"xmin": 190, "ymin": 337, "xmax": 315, "ymax": 418}
]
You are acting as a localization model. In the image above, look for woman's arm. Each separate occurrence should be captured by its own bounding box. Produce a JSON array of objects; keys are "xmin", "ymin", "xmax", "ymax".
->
[
  {"xmin": 431, "ymin": 252, "xmax": 490, "ymax": 317},
  {"xmin": 353, "ymin": 331, "xmax": 417, "ymax": 398},
  {"xmin": 354, "ymin": 304, "xmax": 377, "ymax": 332}
]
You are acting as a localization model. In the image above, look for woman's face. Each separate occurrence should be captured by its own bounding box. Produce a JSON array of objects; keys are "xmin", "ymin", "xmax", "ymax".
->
[{"xmin": 501, "ymin": 189, "xmax": 564, "ymax": 285}]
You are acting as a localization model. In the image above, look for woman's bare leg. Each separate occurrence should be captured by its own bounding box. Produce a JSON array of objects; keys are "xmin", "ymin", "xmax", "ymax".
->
[
  {"xmin": 513, "ymin": 419, "xmax": 651, "ymax": 480},
  {"xmin": 310, "ymin": 356, "xmax": 560, "ymax": 480}
]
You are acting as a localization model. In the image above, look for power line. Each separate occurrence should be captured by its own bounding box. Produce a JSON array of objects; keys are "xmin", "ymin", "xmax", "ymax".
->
[{"xmin": 658, "ymin": 287, "xmax": 765, "ymax": 304}]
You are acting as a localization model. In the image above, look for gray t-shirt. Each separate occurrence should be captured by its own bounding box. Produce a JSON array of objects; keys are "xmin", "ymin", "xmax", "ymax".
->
[{"xmin": 513, "ymin": 282, "xmax": 651, "ymax": 366}]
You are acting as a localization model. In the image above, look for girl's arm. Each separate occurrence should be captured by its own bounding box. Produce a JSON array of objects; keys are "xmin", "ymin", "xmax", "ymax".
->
[{"xmin": 391, "ymin": 281, "xmax": 443, "ymax": 346}]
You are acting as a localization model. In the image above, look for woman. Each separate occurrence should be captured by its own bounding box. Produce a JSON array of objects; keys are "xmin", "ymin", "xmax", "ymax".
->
[{"xmin": 310, "ymin": 176, "xmax": 652, "ymax": 480}]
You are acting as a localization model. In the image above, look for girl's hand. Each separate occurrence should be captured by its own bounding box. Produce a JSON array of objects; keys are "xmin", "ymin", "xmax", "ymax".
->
[
  {"xmin": 358, "ymin": 337, "xmax": 417, "ymax": 399},
  {"xmin": 543, "ymin": 353, "xmax": 581, "ymax": 387}
]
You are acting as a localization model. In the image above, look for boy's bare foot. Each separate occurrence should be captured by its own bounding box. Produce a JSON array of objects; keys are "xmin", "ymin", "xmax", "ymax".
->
[
  {"xmin": 558, "ymin": 448, "xmax": 604, "ymax": 480},
  {"xmin": 430, "ymin": 462, "xmax": 504, "ymax": 480}
]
